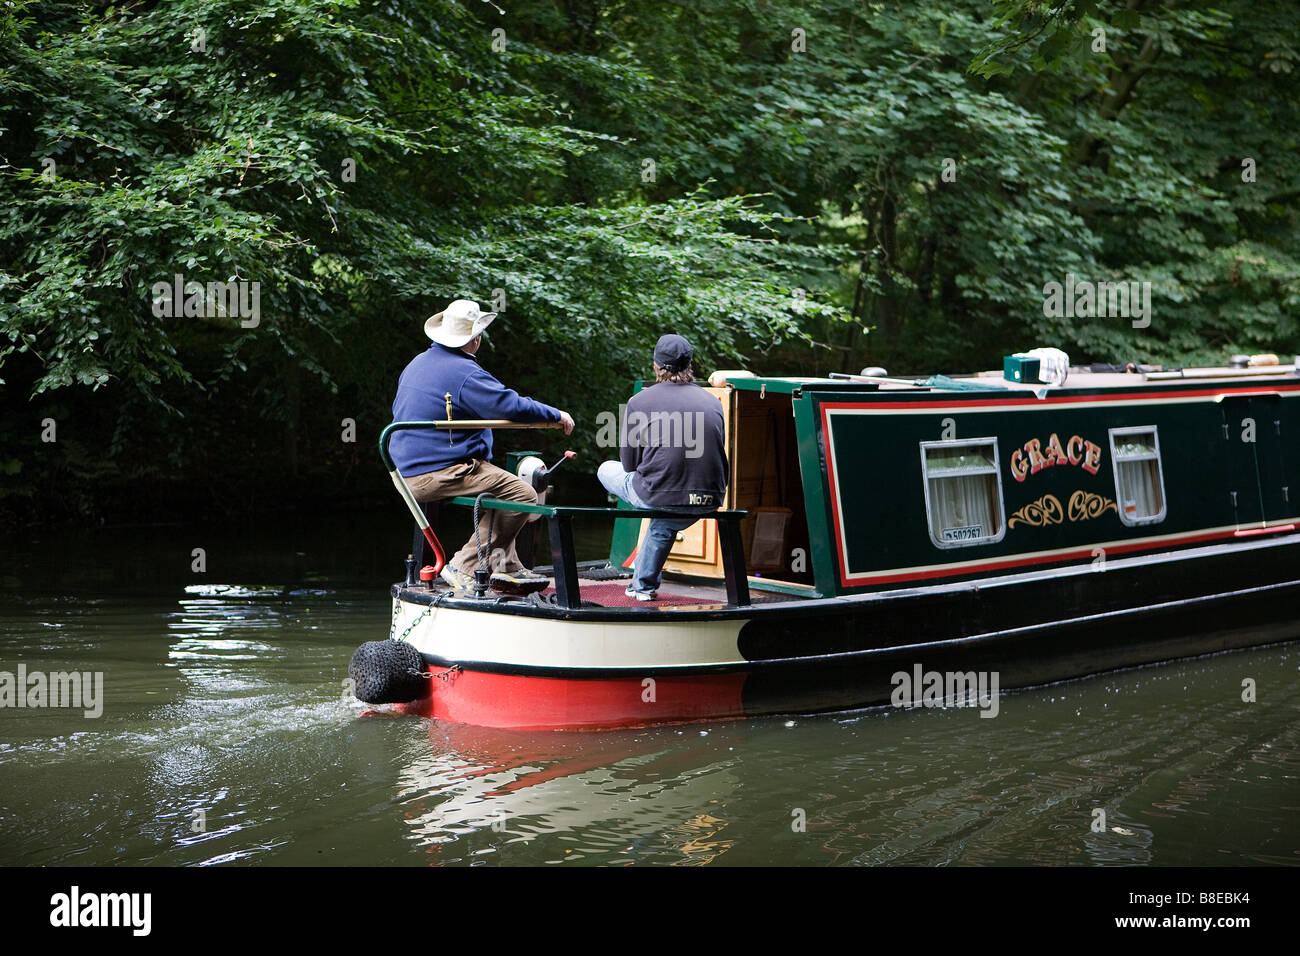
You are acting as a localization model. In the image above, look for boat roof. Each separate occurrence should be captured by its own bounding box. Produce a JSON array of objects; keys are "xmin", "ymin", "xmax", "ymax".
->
[{"xmin": 709, "ymin": 362, "xmax": 1300, "ymax": 395}]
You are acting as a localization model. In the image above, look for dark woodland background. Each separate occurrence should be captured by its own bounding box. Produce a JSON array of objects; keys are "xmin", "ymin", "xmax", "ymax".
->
[{"xmin": 1, "ymin": 0, "xmax": 1296, "ymax": 528}]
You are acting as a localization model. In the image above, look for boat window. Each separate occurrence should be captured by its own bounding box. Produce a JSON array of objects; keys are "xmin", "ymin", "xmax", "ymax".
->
[
  {"xmin": 1109, "ymin": 426, "xmax": 1166, "ymax": 526},
  {"xmin": 920, "ymin": 439, "xmax": 1006, "ymax": 548}
]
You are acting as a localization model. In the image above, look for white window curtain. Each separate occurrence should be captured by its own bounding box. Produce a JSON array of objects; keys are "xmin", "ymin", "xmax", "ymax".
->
[
  {"xmin": 1111, "ymin": 428, "xmax": 1164, "ymax": 524},
  {"xmin": 1116, "ymin": 458, "xmax": 1161, "ymax": 520},
  {"xmin": 929, "ymin": 474, "xmax": 998, "ymax": 538}
]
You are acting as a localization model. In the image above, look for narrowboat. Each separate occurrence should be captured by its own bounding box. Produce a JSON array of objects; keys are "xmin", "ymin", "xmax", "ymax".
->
[{"xmin": 350, "ymin": 357, "xmax": 1300, "ymax": 730}]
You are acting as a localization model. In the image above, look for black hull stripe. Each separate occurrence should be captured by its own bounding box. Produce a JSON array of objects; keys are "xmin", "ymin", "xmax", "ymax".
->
[{"xmin": 412, "ymin": 579, "xmax": 1300, "ymax": 678}]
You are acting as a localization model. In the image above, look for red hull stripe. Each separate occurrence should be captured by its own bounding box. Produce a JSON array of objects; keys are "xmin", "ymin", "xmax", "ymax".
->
[
  {"xmin": 1234, "ymin": 524, "xmax": 1295, "ymax": 537},
  {"xmin": 817, "ymin": 383, "xmax": 1300, "ymax": 413},
  {"xmin": 847, "ymin": 529, "xmax": 1240, "ymax": 586},
  {"xmin": 398, "ymin": 668, "xmax": 748, "ymax": 730}
]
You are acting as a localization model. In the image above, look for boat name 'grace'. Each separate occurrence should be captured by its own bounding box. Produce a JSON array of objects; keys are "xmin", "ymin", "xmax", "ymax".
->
[{"xmin": 1009, "ymin": 433, "xmax": 1103, "ymax": 482}]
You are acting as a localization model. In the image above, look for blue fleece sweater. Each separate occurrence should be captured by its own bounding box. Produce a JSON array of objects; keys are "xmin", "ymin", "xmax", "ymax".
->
[{"xmin": 389, "ymin": 344, "xmax": 561, "ymax": 477}]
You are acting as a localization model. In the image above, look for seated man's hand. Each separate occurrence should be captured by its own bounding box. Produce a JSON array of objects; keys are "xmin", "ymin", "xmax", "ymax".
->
[{"xmin": 558, "ymin": 411, "xmax": 575, "ymax": 435}]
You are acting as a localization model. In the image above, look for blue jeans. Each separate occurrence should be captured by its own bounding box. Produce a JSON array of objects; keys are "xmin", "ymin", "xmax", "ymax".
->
[{"xmin": 598, "ymin": 461, "xmax": 712, "ymax": 593}]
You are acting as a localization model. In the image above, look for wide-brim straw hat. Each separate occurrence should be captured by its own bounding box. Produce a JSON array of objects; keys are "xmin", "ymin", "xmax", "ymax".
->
[{"xmin": 424, "ymin": 299, "xmax": 497, "ymax": 348}]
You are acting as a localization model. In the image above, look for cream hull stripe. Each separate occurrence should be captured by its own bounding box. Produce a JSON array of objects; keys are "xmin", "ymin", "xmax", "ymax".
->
[{"xmin": 393, "ymin": 601, "xmax": 749, "ymax": 670}]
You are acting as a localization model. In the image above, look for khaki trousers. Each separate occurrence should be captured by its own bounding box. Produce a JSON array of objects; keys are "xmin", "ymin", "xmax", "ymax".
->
[{"xmin": 405, "ymin": 459, "xmax": 539, "ymax": 574}]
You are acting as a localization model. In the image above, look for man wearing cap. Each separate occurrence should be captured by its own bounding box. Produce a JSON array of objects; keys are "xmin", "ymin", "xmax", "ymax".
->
[
  {"xmin": 597, "ymin": 334, "xmax": 729, "ymax": 600},
  {"xmin": 390, "ymin": 299, "xmax": 575, "ymax": 593}
]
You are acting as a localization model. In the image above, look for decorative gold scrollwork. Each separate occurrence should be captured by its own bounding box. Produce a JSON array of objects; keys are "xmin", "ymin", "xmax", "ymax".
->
[
  {"xmin": 1012, "ymin": 491, "xmax": 1119, "ymax": 529},
  {"xmin": 1009, "ymin": 494, "xmax": 1063, "ymax": 527},
  {"xmin": 1067, "ymin": 490, "xmax": 1118, "ymax": 521}
]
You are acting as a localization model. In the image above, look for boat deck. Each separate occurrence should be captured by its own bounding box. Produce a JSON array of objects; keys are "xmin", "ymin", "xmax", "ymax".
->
[
  {"xmin": 550, "ymin": 579, "xmax": 791, "ymax": 608},
  {"xmin": 418, "ymin": 565, "xmax": 804, "ymax": 610},
  {"xmin": 730, "ymin": 362, "xmax": 1298, "ymax": 396}
]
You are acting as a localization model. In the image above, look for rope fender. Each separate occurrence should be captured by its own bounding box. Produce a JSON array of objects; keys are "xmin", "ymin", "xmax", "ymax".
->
[{"xmin": 348, "ymin": 640, "xmax": 431, "ymax": 704}]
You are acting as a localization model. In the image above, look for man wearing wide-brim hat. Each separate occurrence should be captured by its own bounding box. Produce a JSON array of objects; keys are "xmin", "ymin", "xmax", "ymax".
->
[{"xmin": 390, "ymin": 299, "xmax": 575, "ymax": 592}]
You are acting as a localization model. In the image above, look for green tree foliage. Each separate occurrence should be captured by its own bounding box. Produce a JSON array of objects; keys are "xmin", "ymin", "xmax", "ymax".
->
[
  {"xmin": 0, "ymin": 0, "xmax": 1295, "ymax": 525},
  {"xmin": 0, "ymin": 0, "xmax": 835, "ymax": 521},
  {"xmin": 972, "ymin": 0, "xmax": 1299, "ymax": 361}
]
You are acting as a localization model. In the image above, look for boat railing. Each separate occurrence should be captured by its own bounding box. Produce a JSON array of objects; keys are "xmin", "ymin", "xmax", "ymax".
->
[
  {"xmin": 443, "ymin": 496, "xmax": 752, "ymax": 609},
  {"xmin": 379, "ymin": 420, "xmax": 750, "ymax": 609}
]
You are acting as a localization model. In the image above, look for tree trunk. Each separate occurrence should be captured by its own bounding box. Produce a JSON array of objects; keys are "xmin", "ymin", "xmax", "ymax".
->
[
  {"xmin": 876, "ymin": 189, "xmax": 899, "ymax": 343},
  {"xmin": 1071, "ymin": 0, "xmax": 1176, "ymax": 165}
]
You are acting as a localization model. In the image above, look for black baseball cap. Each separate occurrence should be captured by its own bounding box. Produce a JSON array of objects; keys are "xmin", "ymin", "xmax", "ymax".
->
[{"xmin": 653, "ymin": 333, "xmax": 693, "ymax": 372}]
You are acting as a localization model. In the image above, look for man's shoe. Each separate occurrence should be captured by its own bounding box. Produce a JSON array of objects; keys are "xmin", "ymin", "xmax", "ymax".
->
[
  {"xmin": 625, "ymin": 586, "xmax": 657, "ymax": 602},
  {"xmin": 490, "ymin": 568, "xmax": 550, "ymax": 596},
  {"xmin": 440, "ymin": 565, "xmax": 474, "ymax": 591}
]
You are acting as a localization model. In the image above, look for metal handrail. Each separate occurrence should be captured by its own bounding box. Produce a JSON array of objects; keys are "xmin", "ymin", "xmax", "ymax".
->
[
  {"xmin": 380, "ymin": 423, "xmax": 454, "ymax": 574},
  {"xmin": 441, "ymin": 495, "xmax": 751, "ymax": 609},
  {"xmin": 445, "ymin": 495, "xmax": 747, "ymax": 521},
  {"xmin": 381, "ymin": 421, "xmax": 750, "ymax": 608},
  {"xmin": 379, "ymin": 419, "xmax": 567, "ymax": 576}
]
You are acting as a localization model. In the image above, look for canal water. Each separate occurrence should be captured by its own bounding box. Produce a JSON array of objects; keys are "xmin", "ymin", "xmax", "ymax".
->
[{"xmin": 1, "ymin": 512, "xmax": 1296, "ymax": 866}]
